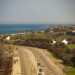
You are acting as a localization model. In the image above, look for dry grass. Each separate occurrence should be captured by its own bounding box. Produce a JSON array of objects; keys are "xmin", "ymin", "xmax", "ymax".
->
[{"xmin": 0, "ymin": 44, "xmax": 14, "ymax": 75}]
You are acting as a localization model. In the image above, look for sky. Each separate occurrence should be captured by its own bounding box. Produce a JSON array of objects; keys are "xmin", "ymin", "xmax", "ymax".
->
[{"xmin": 0, "ymin": 0, "xmax": 75, "ymax": 24}]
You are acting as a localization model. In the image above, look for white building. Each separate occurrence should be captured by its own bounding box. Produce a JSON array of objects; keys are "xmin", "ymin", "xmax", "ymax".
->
[
  {"xmin": 52, "ymin": 40, "xmax": 57, "ymax": 45},
  {"xmin": 6, "ymin": 36, "xmax": 10, "ymax": 40},
  {"xmin": 62, "ymin": 39, "xmax": 68, "ymax": 45}
]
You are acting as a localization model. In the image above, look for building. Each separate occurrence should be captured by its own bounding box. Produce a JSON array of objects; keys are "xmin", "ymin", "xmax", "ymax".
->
[
  {"xmin": 5, "ymin": 36, "xmax": 10, "ymax": 40},
  {"xmin": 52, "ymin": 40, "xmax": 57, "ymax": 45},
  {"xmin": 62, "ymin": 39, "xmax": 68, "ymax": 45}
]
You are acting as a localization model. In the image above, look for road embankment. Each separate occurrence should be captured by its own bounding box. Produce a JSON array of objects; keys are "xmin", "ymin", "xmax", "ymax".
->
[{"xmin": 11, "ymin": 49, "xmax": 22, "ymax": 75}]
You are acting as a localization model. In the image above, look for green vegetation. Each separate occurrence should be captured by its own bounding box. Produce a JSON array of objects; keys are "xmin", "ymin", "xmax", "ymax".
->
[
  {"xmin": 67, "ymin": 44, "xmax": 75, "ymax": 49},
  {"xmin": 66, "ymin": 66, "xmax": 75, "ymax": 75}
]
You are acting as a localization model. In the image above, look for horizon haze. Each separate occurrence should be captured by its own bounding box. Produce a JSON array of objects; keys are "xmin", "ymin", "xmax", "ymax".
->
[{"xmin": 0, "ymin": 0, "xmax": 75, "ymax": 24}]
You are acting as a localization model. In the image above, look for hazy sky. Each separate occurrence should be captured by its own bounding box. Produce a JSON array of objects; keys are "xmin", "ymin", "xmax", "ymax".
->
[{"xmin": 0, "ymin": 0, "xmax": 75, "ymax": 24}]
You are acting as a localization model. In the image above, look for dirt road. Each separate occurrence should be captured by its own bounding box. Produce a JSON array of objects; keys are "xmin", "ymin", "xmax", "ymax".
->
[{"xmin": 15, "ymin": 46, "xmax": 65, "ymax": 75}]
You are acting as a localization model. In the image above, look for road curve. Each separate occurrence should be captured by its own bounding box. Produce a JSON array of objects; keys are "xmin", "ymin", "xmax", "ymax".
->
[
  {"xmin": 17, "ymin": 46, "xmax": 37, "ymax": 75},
  {"xmin": 16, "ymin": 46, "xmax": 65, "ymax": 75},
  {"xmin": 26, "ymin": 47, "xmax": 65, "ymax": 75}
]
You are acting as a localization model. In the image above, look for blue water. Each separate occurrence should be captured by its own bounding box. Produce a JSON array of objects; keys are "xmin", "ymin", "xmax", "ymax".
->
[{"xmin": 0, "ymin": 24, "xmax": 49, "ymax": 34}]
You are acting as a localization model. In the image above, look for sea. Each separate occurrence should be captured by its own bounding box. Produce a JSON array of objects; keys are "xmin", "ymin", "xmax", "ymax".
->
[{"xmin": 0, "ymin": 24, "xmax": 49, "ymax": 34}]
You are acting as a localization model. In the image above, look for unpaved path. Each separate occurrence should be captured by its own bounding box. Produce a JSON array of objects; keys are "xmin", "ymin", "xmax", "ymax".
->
[{"xmin": 15, "ymin": 45, "xmax": 65, "ymax": 75}]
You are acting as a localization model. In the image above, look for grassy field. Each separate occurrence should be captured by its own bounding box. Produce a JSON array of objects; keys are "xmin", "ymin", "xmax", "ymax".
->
[
  {"xmin": 67, "ymin": 44, "xmax": 75, "ymax": 49},
  {"xmin": 66, "ymin": 66, "xmax": 75, "ymax": 75}
]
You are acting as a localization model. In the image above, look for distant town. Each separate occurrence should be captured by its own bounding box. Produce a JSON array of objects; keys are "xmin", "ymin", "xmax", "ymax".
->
[{"xmin": 0, "ymin": 25, "xmax": 75, "ymax": 44}]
